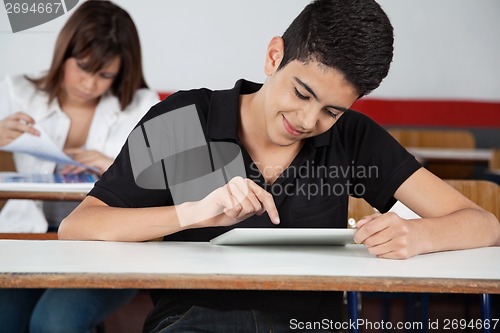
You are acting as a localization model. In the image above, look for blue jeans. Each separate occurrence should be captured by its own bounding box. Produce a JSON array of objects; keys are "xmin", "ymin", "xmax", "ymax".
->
[
  {"xmin": 149, "ymin": 306, "xmax": 337, "ymax": 333},
  {"xmin": 0, "ymin": 288, "xmax": 137, "ymax": 333}
]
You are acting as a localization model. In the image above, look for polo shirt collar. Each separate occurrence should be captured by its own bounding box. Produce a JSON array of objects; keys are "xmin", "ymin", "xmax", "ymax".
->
[
  {"xmin": 206, "ymin": 79, "xmax": 332, "ymax": 148},
  {"xmin": 310, "ymin": 127, "xmax": 331, "ymax": 147},
  {"xmin": 207, "ymin": 79, "xmax": 259, "ymax": 142}
]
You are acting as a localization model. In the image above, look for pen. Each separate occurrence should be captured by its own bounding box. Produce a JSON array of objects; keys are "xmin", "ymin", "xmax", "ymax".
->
[{"xmin": 348, "ymin": 218, "xmax": 357, "ymax": 229}]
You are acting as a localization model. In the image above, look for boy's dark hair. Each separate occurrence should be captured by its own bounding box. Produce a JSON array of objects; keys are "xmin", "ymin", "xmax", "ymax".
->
[{"xmin": 278, "ymin": 0, "xmax": 394, "ymax": 97}]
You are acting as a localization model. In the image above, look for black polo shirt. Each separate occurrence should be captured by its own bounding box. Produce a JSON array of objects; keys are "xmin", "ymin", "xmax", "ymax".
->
[{"xmin": 89, "ymin": 79, "xmax": 421, "ymax": 328}]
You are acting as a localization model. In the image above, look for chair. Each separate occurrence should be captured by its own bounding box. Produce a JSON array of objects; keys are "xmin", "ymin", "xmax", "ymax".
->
[
  {"xmin": 387, "ymin": 128, "xmax": 476, "ymax": 179},
  {"xmin": 485, "ymin": 149, "xmax": 500, "ymax": 185},
  {"xmin": 445, "ymin": 180, "xmax": 499, "ymax": 220},
  {"xmin": 347, "ymin": 196, "xmax": 376, "ymax": 222},
  {"xmin": 0, "ymin": 151, "xmax": 16, "ymax": 210},
  {"xmin": 0, "ymin": 151, "xmax": 15, "ymax": 171},
  {"xmin": 347, "ymin": 180, "xmax": 500, "ymax": 333},
  {"xmin": 489, "ymin": 149, "xmax": 500, "ymax": 170}
]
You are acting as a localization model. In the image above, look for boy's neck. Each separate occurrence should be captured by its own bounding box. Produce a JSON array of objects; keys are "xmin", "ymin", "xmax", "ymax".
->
[{"xmin": 238, "ymin": 91, "xmax": 269, "ymax": 149}]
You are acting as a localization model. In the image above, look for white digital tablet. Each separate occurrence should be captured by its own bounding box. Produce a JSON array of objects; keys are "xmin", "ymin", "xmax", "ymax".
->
[{"xmin": 210, "ymin": 228, "xmax": 356, "ymax": 246}]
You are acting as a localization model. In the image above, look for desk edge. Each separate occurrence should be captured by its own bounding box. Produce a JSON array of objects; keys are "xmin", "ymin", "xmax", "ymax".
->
[{"xmin": 1, "ymin": 273, "xmax": 498, "ymax": 294}]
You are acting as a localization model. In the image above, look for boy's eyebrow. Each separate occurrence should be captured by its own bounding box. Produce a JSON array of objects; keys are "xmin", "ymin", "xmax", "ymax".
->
[
  {"xmin": 293, "ymin": 77, "xmax": 352, "ymax": 113},
  {"xmin": 294, "ymin": 77, "xmax": 319, "ymax": 100}
]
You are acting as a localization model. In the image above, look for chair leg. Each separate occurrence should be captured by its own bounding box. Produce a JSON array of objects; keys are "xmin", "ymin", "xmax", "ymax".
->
[
  {"xmin": 420, "ymin": 293, "xmax": 429, "ymax": 333},
  {"xmin": 347, "ymin": 291, "xmax": 360, "ymax": 333},
  {"xmin": 404, "ymin": 293, "xmax": 416, "ymax": 326},
  {"xmin": 481, "ymin": 294, "xmax": 491, "ymax": 333}
]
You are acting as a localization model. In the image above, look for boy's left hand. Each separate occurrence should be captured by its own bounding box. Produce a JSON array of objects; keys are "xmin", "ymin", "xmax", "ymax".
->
[{"xmin": 354, "ymin": 212, "xmax": 421, "ymax": 260}]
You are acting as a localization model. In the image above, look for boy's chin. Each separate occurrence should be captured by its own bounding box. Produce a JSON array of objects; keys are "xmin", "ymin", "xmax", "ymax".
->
[{"xmin": 270, "ymin": 134, "xmax": 302, "ymax": 147}]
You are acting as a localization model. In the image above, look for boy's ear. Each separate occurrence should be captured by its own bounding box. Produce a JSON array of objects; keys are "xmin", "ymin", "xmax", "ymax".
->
[{"xmin": 264, "ymin": 36, "xmax": 284, "ymax": 76}]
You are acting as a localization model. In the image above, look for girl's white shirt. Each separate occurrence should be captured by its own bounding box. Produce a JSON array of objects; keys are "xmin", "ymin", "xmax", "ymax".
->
[{"xmin": 0, "ymin": 73, "xmax": 160, "ymax": 232}]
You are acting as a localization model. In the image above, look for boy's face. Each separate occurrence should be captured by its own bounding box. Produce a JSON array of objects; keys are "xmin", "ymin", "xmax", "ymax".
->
[{"xmin": 262, "ymin": 42, "xmax": 359, "ymax": 147}]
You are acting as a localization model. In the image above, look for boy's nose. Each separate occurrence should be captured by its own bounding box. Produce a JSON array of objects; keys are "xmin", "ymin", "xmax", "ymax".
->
[{"xmin": 296, "ymin": 108, "xmax": 319, "ymax": 131}]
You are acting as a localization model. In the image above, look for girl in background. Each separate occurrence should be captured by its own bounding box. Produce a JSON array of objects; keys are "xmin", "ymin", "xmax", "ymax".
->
[{"xmin": 0, "ymin": 1, "xmax": 159, "ymax": 332}]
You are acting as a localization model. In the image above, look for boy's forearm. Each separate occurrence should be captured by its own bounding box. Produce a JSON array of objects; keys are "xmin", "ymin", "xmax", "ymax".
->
[
  {"xmin": 58, "ymin": 197, "xmax": 230, "ymax": 242},
  {"xmin": 58, "ymin": 204, "xmax": 188, "ymax": 242},
  {"xmin": 416, "ymin": 208, "xmax": 500, "ymax": 255}
]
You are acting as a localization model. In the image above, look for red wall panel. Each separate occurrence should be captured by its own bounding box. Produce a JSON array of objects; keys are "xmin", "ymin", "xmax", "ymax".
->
[
  {"xmin": 159, "ymin": 93, "xmax": 500, "ymax": 128},
  {"xmin": 352, "ymin": 99, "xmax": 500, "ymax": 128}
]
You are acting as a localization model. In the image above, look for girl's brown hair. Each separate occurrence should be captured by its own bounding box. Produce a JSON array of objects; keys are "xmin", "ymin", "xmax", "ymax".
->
[{"xmin": 28, "ymin": 0, "xmax": 148, "ymax": 110}]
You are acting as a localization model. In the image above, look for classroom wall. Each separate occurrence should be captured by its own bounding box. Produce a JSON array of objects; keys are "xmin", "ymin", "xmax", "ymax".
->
[{"xmin": 1, "ymin": 0, "xmax": 499, "ymax": 140}]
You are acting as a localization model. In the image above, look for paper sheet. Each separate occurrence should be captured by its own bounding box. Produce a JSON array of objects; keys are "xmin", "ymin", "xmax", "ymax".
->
[{"xmin": 0, "ymin": 124, "xmax": 91, "ymax": 169}]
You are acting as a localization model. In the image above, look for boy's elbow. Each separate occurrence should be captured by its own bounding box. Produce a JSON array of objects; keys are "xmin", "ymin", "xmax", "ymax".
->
[
  {"xmin": 58, "ymin": 196, "xmax": 105, "ymax": 240},
  {"xmin": 57, "ymin": 217, "xmax": 77, "ymax": 240},
  {"xmin": 488, "ymin": 212, "xmax": 500, "ymax": 246},
  {"xmin": 58, "ymin": 212, "xmax": 90, "ymax": 240},
  {"xmin": 479, "ymin": 209, "xmax": 500, "ymax": 246}
]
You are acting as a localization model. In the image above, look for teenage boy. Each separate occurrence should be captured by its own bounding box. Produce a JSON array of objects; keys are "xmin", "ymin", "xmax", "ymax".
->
[{"xmin": 60, "ymin": 0, "xmax": 500, "ymax": 332}]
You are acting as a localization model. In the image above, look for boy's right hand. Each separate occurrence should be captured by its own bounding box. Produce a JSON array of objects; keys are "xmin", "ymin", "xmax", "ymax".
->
[
  {"xmin": 218, "ymin": 176, "xmax": 280, "ymax": 225},
  {"xmin": 0, "ymin": 112, "xmax": 40, "ymax": 146},
  {"xmin": 181, "ymin": 176, "xmax": 280, "ymax": 228}
]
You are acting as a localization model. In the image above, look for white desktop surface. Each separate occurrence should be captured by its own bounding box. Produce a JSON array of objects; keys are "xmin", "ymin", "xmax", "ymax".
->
[
  {"xmin": 1, "ymin": 240, "xmax": 499, "ymax": 293},
  {"xmin": 0, "ymin": 172, "xmax": 95, "ymax": 192},
  {"xmin": 0, "ymin": 183, "xmax": 93, "ymax": 193}
]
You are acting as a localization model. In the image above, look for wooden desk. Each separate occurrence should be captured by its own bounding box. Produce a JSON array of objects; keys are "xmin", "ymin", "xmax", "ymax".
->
[
  {"xmin": 407, "ymin": 147, "xmax": 493, "ymax": 164},
  {"xmin": 0, "ymin": 190, "xmax": 87, "ymax": 201},
  {"xmin": 0, "ymin": 240, "xmax": 499, "ymax": 294}
]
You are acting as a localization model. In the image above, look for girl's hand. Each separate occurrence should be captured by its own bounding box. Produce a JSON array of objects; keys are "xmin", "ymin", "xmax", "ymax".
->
[
  {"xmin": 354, "ymin": 212, "xmax": 422, "ymax": 259},
  {"xmin": 62, "ymin": 148, "xmax": 113, "ymax": 176},
  {"xmin": 0, "ymin": 112, "xmax": 40, "ymax": 146},
  {"xmin": 181, "ymin": 176, "xmax": 280, "ymax": 228}
]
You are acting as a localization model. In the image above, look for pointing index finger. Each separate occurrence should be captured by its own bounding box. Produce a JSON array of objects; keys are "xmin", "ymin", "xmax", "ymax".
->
[{"xmin": 248, "ymin": 181, "xmax": 280, "ymax": 224}]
